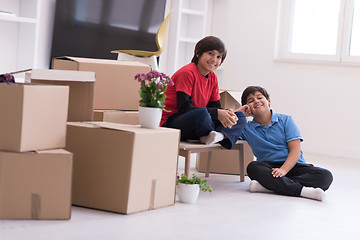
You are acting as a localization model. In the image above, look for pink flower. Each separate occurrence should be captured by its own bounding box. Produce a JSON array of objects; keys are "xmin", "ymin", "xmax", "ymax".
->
[{"xmin": 134, "ymin": 70, "xmax": 173, "ymax": 109}]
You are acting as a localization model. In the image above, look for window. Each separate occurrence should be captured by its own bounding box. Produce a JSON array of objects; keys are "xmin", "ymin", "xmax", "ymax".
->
[
  {"xmin": 350, "ymin": 0, "xmax": 360, "ymax": 56},
  {"xmin": 276, "ymin": 0, "xmax": 360, "ymax": 64}
]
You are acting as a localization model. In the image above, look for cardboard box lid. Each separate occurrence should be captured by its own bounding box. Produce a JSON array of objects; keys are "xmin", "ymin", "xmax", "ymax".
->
[
  {"xmin": 53, "ymin": 56, "xmax": 150, "ymax": 67},
  {"xmin": 25, "ymin": 69, "xmax": 95, "ymax": 83},
  {"xmin": 68, "ymin": 121, "xmax": 180, "ymax": 135},
  {"xmin": 219, "ymin": 89, "xmax": 242, "ymax": 109},
  {"xmin": 35, "ymin": 149, "xmax": 73, "ymax": 155}
]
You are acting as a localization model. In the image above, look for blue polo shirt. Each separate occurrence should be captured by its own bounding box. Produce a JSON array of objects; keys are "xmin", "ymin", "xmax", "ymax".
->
[{"xmin": 240, "ymin": 110, "xmax": 306, "ymax": 163}]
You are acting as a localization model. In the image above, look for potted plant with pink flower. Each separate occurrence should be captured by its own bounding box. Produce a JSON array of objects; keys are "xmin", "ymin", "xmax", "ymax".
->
[{"xmin": 134, "ymin": 70, "xmax": 173, "ymax": 128}]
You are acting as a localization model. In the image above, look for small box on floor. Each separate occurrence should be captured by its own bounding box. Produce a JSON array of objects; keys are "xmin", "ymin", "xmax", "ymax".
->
[
  {"xmin": 52, "ymin": 56, "xmax": 151, "ymax": 110},
  {"xmin": 196, "ymin": 142, "xmax": 254, "ymax": 175},
  {"xmin": 66, "ymin": 122, "xmax": 180, "ymax": 214},
  {"xmin": 0, "ymin": 83, "xmax": 69, "ymax": 152},
  {"xmin": 26, "ymin": 69, "xmax": 95, "ymax": 121},
  {"xmin": 93, "ymin": 110, "xmax": 139, "ymax": 125},
  {"xmin": 0, "ymin": 149, "xmax": 73, "ymax": 220}
]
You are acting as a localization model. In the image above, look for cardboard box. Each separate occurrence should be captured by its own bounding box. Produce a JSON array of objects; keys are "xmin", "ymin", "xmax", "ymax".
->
[
  {"xmin": 66, "ymin": 122, "xmax": 180, "ymax": 214},
  {"xmin": 196, "ymin": 142, "xmax": 254, "ymax": 175},
  {"xmin": 52, "ymin": 56, "xmax": 151, "ymax": 110},
  {"xmin": 0, "ymin": 149, "xmax": 73, "ymax": 220},
  {"xmin": 93, "ymin": 110, "xmax": 139, "ymax": 125},
  {"xmin": 220, "ymin": 90, "xmax": 242, "ymax": 110},
  {"xmin": 26, "ymin": 69, "xmax": 95, "ymax": 122},
  {"xmin": 0, "ymin": 83, "xmax": 69, "ymax": 152}
]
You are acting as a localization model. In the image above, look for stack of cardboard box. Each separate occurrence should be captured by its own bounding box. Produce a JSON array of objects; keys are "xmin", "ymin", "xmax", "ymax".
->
[
  {"xmin": 2, "ymin": 56, "xmax": 252, "ymax": 218},
  {"xmin": 52, "ymin": 56, "xmax": 148, "ymax": 125},
  {"xmin": 27, "ymin": 69, "xmax": 96, "ymax": 121},
  {"xmin": 23, "ymin": 57, "xmax": 181, "ymax": 215},
  {"xmin": 0, "ymin": 83, "xmax": 73, "ymax": 220}
]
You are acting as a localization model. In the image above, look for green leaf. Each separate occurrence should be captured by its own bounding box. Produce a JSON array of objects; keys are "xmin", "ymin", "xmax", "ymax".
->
[{"xmin": 176, "ymin": 174, "xmax": 213, "ymax": 193}]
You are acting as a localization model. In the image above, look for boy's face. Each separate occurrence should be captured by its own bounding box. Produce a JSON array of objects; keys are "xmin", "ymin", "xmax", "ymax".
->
[
  {"xmin": 246, "ymin": 91, "xmax": 271, "ymax": 116},
  {"xmin": 196, "ymin": 50, "xmax": 222, "ymax": 76}
]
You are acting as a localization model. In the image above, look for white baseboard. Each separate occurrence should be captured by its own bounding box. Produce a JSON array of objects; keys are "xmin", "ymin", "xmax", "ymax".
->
[{"xmin": 302, "ymin": 143, "xmax": 360, "ymax": 160}]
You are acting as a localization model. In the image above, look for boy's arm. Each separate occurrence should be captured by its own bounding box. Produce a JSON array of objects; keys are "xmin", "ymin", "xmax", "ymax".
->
[
  {"xmin": 235, "ymin": 105, "xmax": 253, "ymax": 117},
  {"xmin": 271, "ymin": 139, "xmax": 301, "ymax": 178}
]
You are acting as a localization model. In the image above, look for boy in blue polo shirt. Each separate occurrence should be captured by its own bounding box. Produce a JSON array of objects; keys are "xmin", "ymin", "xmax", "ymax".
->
[{"xmin": 236, "ymin": 86, "xmax": 333, "ymax": 201}]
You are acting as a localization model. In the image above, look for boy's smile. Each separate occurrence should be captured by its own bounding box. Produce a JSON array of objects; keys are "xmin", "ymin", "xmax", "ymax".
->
[{"xmin": 253, "ymin": 102, "xmax": 265, "ymax": 108}]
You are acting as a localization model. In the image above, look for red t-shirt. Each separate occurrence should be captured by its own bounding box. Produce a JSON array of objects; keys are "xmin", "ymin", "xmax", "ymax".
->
[{"xmin": 161, "ymin": 62, "xmax": 220, "ymax": 126}]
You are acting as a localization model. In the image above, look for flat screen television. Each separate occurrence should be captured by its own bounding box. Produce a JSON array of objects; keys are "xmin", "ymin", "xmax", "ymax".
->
[{"xmin": 50, "ymin": 0, "xmax": 166, "ymax": 63}]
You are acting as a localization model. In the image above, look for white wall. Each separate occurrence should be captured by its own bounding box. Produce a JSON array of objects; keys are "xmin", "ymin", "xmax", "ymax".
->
[
  {"xmin": 212, "ymin": 0, "xmax": 360, "ymax": 159},
  {"xmin": 35, "ymin": 0, "xmax": 360, "ymax": 159}
]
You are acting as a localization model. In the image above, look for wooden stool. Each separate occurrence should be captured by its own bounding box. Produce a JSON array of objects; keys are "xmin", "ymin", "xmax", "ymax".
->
[{"xmin": 178, "ymin": 140, "xmax": 246, "ymax": 182}]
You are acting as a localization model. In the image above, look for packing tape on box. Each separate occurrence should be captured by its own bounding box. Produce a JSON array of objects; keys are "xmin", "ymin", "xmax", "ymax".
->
[
  {"xmin": 31, "ymin": 193, "xmax": 41, "ymax": 219},
  {"xmin": 149, "ymin": 179, "xmax": 156, "ymax": 210}
]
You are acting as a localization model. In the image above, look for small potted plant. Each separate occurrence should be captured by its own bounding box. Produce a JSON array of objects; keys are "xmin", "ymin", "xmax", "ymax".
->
[
  {"xmin": 134, "ymin": 70, "xmax": 174, "ymax": 128},
  {"xmin": 176, "ymin": 174, "xmax": 213, "ymax": 204}
]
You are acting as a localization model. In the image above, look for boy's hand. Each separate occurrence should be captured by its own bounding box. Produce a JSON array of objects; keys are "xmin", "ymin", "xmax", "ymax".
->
[
  {"xmin": 271, "ymin": 168, "xmax": 287, "ymax": 178},
  {"xmin": 218, "ymin": 109, "xmax": 237, "ymax": 128},
  {"xmin": 235, "ymin": 105, "xmax": 253, "ymax": 117}
]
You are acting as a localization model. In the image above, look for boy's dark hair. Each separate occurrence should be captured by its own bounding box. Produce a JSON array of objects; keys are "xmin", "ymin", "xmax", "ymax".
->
[
  {"xmin": 241, "ymin": 86, "xmax": 270, "ymax": 105},
  {"xmin": 191, "ymin": 36, "xmax": 227, "ymax": 64}
]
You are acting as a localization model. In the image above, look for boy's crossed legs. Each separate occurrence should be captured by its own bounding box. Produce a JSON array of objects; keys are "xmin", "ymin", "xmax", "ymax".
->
[{"xmin": 247, "ymin": 161, "xmax": 333, "ymax": 201}]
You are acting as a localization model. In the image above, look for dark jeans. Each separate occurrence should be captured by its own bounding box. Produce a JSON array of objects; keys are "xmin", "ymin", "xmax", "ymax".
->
[
  {"xmin": 247, "ymin": 161, "xmax": 333, "ymax": 196},
  {"xmin": 162, "ymin": 108, "xmax": 246, "ymax": 149}
]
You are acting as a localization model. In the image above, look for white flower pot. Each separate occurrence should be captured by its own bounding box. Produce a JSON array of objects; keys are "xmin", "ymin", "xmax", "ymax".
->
[
  {"xmin": 138, "ymin": 106, "xmax": 162, "ymax": 129},
  {"xmin": 176, "ymin": 183, "xmax": 200, "ymax": 204}
]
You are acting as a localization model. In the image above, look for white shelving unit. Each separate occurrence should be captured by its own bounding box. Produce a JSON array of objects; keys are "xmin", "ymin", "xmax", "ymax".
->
[
  {"xmin": 0, "ymin": 14, "xmax": 37, "ymax": 23},
  {"xmin": 209, "ymin": 0, "xmax": 230, "ymax": 89},
  {"xmin": 163, "ymin": 0, "xmax": 227, "ymax": 88},
  {"xmin": 165, "ymin": 0, "xmax": 209, "ymax": 75},
  {"xmin": 0, "ymin": 0, "xmax": 40, "ymax": 78}
]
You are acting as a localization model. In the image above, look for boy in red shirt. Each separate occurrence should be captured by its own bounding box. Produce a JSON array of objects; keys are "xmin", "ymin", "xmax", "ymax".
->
[{"xmin": 161, "ymin": 36, "xmax": 246, "ymax": 149}]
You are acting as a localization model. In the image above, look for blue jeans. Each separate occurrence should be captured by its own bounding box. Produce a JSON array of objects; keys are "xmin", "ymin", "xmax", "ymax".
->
[{"xmin": 162, "ymin": 108, "xmax": 246, "ymax": 149}]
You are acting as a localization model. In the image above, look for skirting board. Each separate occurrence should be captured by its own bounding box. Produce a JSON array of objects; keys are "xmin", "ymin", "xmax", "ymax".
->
[{"xmin": 302, "ymin": 143, "xmax": 360, "ymax": 160}]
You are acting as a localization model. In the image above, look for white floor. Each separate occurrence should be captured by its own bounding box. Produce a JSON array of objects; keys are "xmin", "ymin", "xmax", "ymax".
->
[{"xmin": 1, "ymin": 152, "xmax": 359, "ymax": 240}]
